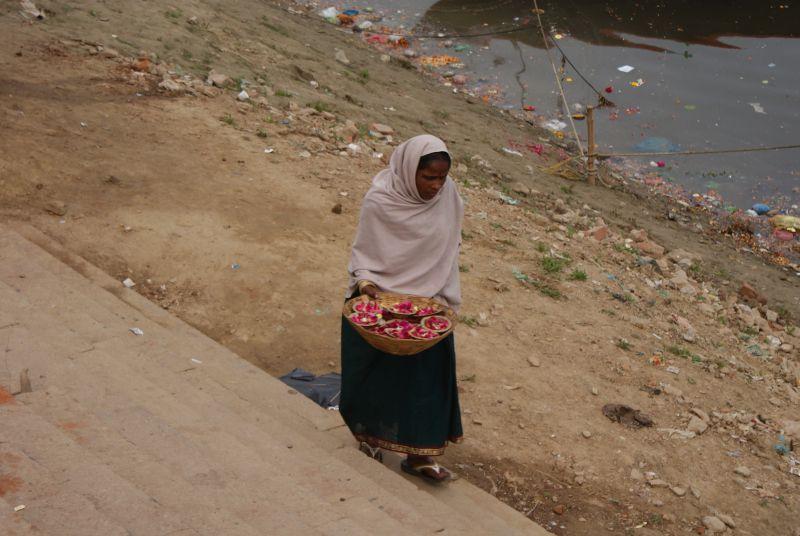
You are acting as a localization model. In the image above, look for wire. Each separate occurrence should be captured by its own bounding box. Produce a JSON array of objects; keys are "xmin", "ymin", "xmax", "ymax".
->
[
  {"xmin": 531, "ymin": 0, "xmax": 585, "ymax": 157},
  {"xmin": 426, "ymin": 0, "xmax": 518, "ymax": 14},
  {"xmin": 597, "ymin": 143, "xmax": 800, "ymax": 159},
  {"xmin": 547, "ymin": 37, "xmax": 614, "ymax": 106}
]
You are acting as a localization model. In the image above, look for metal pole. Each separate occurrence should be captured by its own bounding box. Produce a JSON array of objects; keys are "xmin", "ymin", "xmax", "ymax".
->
[{"xmin": 586, "ymin": 106, "xmax": 597, "ymax": 186}]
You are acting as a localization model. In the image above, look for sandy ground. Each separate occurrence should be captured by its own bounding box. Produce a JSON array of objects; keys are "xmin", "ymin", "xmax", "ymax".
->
[{"xmin": 2, "ymin": 1, "xmax": 800, "ymax": 534}]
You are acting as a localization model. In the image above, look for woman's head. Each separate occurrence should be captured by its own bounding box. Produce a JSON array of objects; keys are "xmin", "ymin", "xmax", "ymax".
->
[{"xmin": 415, "ymin": 151, "xmax": 451, "ymax": 201}]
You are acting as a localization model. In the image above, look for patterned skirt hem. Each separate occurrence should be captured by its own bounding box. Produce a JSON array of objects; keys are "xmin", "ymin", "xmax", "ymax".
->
[{"xmin": 354, "ymin": 433, "xmax": 463, "ymax": 456}]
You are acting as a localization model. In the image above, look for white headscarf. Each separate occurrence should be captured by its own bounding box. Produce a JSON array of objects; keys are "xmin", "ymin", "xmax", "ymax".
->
[{"xmin": 347, "ymin": 135, "xmax": 464, "ymax": 309}]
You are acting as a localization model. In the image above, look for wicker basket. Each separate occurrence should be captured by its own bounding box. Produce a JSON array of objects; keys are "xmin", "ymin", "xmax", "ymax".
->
[{"xmin": 343, "ymin": 292, "xmax": 456, "ymax": 356}]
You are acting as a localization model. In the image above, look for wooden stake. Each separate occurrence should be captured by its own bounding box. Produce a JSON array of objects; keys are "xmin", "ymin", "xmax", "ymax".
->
[{"xmin": 586, "ymin": 106, "xmax": 597, "ymax": 186}]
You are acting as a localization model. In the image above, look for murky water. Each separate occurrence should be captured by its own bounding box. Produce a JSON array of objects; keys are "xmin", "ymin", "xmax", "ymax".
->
[{"xmin": 324, "ymin": 0, "xmax": 800, "ymax": 208}]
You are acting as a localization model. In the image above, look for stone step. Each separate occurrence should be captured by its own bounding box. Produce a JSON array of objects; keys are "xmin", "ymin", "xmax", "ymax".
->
[
  {"xmin": 0, "ymin": 401, "xmax": 186, "ymax": 536},
  {"xmin": 0, "ymin": 301, "xmax": 409, "ymax": 536},
  {"xmin": 2, "ymin": 222, "xmax": 551, "ymax": 535}
]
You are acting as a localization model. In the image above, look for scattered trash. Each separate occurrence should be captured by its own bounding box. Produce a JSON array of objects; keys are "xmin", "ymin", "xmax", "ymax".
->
[
  {"xmin": 264, "ymin": 147, "xmax": 275, "ymax": 154},
  {"xmin": 318, "ymin": 6, "xmax": 338, "ymax": 19},
  {"xmin": 13, "ymin": 505, "xmax": 25, "ymax": 512},
  {"xmin": 453, "ymin": 44, "xmax": 471, "ymax": 52},
  {"xmin": 666, "ymin": 365, "xmax": 680, "ymax": 375},
  {"xmin": 237, "ymin": 90, "xmax": 249, "ymax": 101},
  {"xmin": 231, "ymin": 262, "xmax": 240, "ymax": 270},
  {"xmin": 658, "ymin": 428, "xmax": 696, "ymax": 440},
  {"xmin": 774, "ymin": 435, "xmax": 790, "ymax": 455},
  {"xmin": 617, "ymin": 65, "xmax": 635, "ymax": 73},
  {"xmin": 746, "ymin": 344, "xmax": 764, "ymax": 357},
  {"xmin": 602, "ymin": 404, "xmax": 654, "ymax": 428},
  {"xmin": 543, "ymin": 119, "xmax": 567, "ymax": 132},
  {"xmin": 342, "ymin": 9, "xmax": 359, "ymax": 16},
  {"xmin": 498, "ymin": 193, "xmax": 520, "ymax": 205},
  {"xmin": 190, "ymin": 358, "xmax": 202, "ymax": 364},
  {"xmin": 122, "ymin": 277, "xmax": 135, "ymax": 288},
  {"xmin": 604, "ymin": 86, "xmax": 613, "ymax": 93},
  {"xmin": 279, "ymin": 368, "xmax": 341, "ymax": 409},
  {"xmin": 630, "ymin": 78, "xmax": 645, "ymax": 87},
  {"xmin": 748, "ymin": 102, "xmax": 766, "ymax": 114},
  {"xmin": 553, "ymin": 33, "xmax": 564, "ymax": 40},
  {"xmin": 684, "ymin": 104, "xmax": 696, "ymax": 111},
  {"xmin": 770, "ymin": 215, "xmax": 800, "ymax": 232},
  {"xmin": 335, "ymin": 49, "xmax": 350, "ymax": 65},
  {"xmin": 354, "ymin": 20, "xmax": 372, "ymax": 31},
  {"xmin": 129, "ymin": 327, "xmax": 144, "ymax": 336},
  {"xmin": 419, "ymin": 55, "xmax": 461, "ymax": 67},
  {"xmin": 523, "ymin": 105, "xmax": 536, "ymax": 111},
  {"xmin": 502, "ymin": 147, "xmax": 524, "ymax": 157},
  {"xmin": 20, "ymin": 0, "xmax": 45, "ymax": 20},
  {"xmin": 752, "ymin": 203, "xmax": 771, "ymax": 215}
]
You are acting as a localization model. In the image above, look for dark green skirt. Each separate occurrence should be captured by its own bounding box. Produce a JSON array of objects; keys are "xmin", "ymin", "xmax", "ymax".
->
[{"xmin": 340, "ymin": 317, "xmax": 463, "ymax": 456}]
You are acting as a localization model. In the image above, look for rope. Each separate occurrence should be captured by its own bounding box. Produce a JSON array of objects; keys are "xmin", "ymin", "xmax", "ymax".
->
[
  {"xmin": 597, "ymin": 143, "xmax": 800, "ymax": 159},
  {"xmin": 531, "ymin": 0, "xmax": 584, "ymax": 157}
]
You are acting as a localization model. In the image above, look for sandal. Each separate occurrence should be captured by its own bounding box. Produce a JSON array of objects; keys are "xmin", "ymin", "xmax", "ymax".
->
[
  {"xmin": 359, "ymin": 441, "xmax": 383, "ymax": 463},
  {"xmin": 401, "ymin": 459, "xmax": 452, "ymax": 484}
]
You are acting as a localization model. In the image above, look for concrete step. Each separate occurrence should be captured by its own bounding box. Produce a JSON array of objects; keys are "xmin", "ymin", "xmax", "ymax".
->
[
  {"xmin": 0, "ymin": 296, "xmax": 408, "ymax": 536},
  {"xmin": 0, "ymin": 401, "xmax": 185, "ymax": 536},
  {"xmin": 1, "ymin": 222, "xmax": 551, "ymax": 535}
]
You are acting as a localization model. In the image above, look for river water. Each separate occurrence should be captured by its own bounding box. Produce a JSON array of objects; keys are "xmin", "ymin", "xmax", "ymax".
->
[{"xmin": 316, "ymin": 0, "xmax": 800, "ymax": 209}]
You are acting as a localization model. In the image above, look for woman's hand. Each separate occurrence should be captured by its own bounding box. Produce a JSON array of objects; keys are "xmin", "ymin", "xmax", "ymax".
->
[{"xmin": 361, "ymin": 283, "xmax": 380, "ymax": 299}]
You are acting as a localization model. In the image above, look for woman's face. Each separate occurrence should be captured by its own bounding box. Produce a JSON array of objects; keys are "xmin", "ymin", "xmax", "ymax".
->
[{"xmin": 415, "ymin": 159, "xmax": 450, "ymax": 200}]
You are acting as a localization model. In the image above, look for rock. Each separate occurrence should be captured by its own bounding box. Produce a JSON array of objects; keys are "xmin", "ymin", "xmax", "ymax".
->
[
  {"xmin": 207, "ymin": 70, "xmax": 230, "ymax": 88},
  {"xmin": 298, "ymin": 150, "xmax": 311, "ymax": 159},
  {"xmin": 648, "ymin": 479, "xmax": 669, "ymax": 488},
  {"xmin": 510, "ymin": 182, "xmax": 530, "ymax": 196},
  {"xmin": 551, "ymin": 210, "xmax": 577, "ymax": 225},
  {"xmin": 586, "ymin": 225, "xmax": 609, "ymax": 241},
  {"xmin": 581, "ymin": 430, "xmax": 592, "ymax": 439},
  {"xmin": 667, "ymin": 248, "xmax": 697, "ymax": 265},
  {"xmin": 637, "ymin": 240, "xmax": 665, "ymax": 257},
  {"xmin": 44, "ymin": 200, "xmax": 67, "ymax": 216},
  {"xmin": 552, "ymin": 505, "xmax": 565, "ymax": 515},
  {"xmin": 380, "ymin": 54, "xmax": 390, "ymax": 63},
  {"xmin": 237, "ymin": 90, "xmax": 250, "ymax": 101},
  {"xmin": 331, "ymin": 203, "xmax": 343, "ymax": 214},
  {"xmin": 766, "ymin": 309, "xmax": 779, "ymax": 322},
  {"xmin": 662, "ymin": 384, "xmax": 683, "ymax": 397},
  {"xmin": 670, "ymin": 269, "xmax": 690, "ymax": 288},
  {"xmin": 100, "ymin": 47, "xmax": 120, "ymax": 59},
  {"xmin": 132, "ymin": 57, "xmax": 151, "ymax": 72},
  {"xmin": 766, "ymin": 335, "xmax": 782, "ymax": 348},
  {"xmin": 630, "ymin": 468, "xmax": 644, "ymax": 481},
  {"xmin": 734, "ymin": 466, "xmax": 751, "ymax": 477},
  {"xmin": 630, "ymin": 229, "xmax": 648, "ymax": 242},
  {"xmin": 591, "ymin": 387, "xmax": 599, "ymax": 396},
  {"xmin": 780, "ymin": 343, "xmax": 794, "ymax": 353},
  {"xmin": 403, "ymin": 49, "xmax": 417, "ymax": 58},
  {"xmin": 371, "ymin": 123, "xmax": 394, "ymax": 136},
  {"xmin": 335, "ymin": 49, "xmax": 350, "ymax": 65},
  {"xmin": 158, "ymin": 78, "xmax": 182, "ymax": 92},
  {"xmin": 452, "ymin": 74, "xmax": 467, "ymax": 85},
  {"xmin": 670, "ymin": 486, "xmax": 686, "ymax": 497},
  {"xmin": 716, "ymin": 514, "xmax": 735, "ymax": 529},
  {"xmin": 702, "ymin": 516, "xmax": 727, "ymax": 533},
  {"xmin": 687, "ymin": 416, "xmax": 708, "ymax": 434},
  {"xmin": 690, "ymin": 408, "xmax": 710, "ymax": 422},
  {"xmin": 652, "ymin": 499, "xmax": 664, "ymax": 507},
  {"xmin": 680, "ymin": 284, "xmax": 698, "ymax": 296},
  {"xmin": 738, "ymin": 282, "xmax": 767, "ymax": 305},
  {"xmin": 654, "ymin": 257, "xmax": 670, "ymax": 274},
  {"xmin": 527, "ymin": 356, "xmax": 541, "ymax": 367}
]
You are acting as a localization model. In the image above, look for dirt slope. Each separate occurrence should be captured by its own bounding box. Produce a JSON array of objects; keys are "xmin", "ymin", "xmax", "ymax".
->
[{"xmin": 1, "ymin": 1, "xmax": 799, "ymax": 534}]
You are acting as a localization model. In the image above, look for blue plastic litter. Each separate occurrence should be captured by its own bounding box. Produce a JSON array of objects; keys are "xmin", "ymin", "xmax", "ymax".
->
[
  {"xmin": 342, "ymin": 9, "xmax": 359, "ymax": 15},
  {"xmin": 633, "ymin": 137, "xmax": 680, "ymax": 153},
  {"xmin": 752, "ymin": 203, "xmax": 770, "ymax": 215}
]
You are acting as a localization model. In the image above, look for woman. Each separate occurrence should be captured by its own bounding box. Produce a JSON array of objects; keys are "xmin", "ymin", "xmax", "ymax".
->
[{"xmin": 340, "ymin": 134, "xmax": 464, "ymax": 484}]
